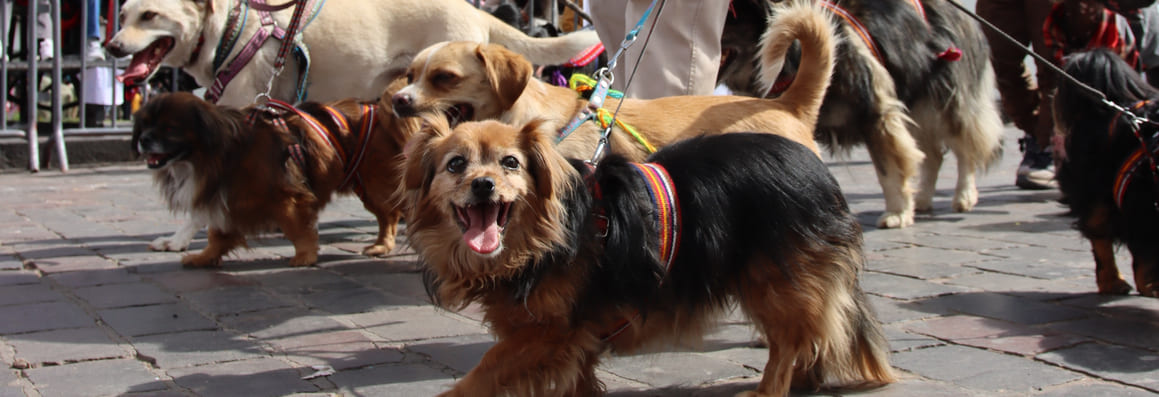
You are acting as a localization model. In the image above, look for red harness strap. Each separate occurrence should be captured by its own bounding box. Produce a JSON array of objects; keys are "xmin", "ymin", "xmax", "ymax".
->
[
  {"xmin": 1109, "ymin": 100, "xmax": 1159, "ymax": 209},
  {"xmin": 817, "ymin": 1, "xmax": 960, "ymax": 66},
  {"xmin": 263, "ymin": 100, "xmax": 376, "ymax": 194}
]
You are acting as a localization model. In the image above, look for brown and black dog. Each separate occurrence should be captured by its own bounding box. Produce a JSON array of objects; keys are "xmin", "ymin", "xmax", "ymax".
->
[
  {"xmin": 389, "ymin": 1, "xmax": 835, "ymax": 163},
  {"xmin": 400, "ymin": 118, "xmax": 894, "ymax": 396},
  {"xmin": 132, "ymin": 92, "xmax": 417, "ymax": 267}
]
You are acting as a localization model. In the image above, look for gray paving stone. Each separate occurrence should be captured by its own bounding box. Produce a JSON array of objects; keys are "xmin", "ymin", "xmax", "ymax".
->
[
  {"xmin": 601, "ymin": 352, "xmax": 758, "ymax": 388},
  {"xmin": 326, "ymin": 363, "xmax": 455, "ymax": 396},
  {"xmin": 0, "ymin": 255, "xmax": 21, "ymax": 271},
  {"xmin": 270, "ymin": 330, "xmax": 405, "ymax": 370},
  {"xmin": 23, "ymin": 358, "xmax": 167, "ymax": 397},
  {"xmin": 145, "ymin": 270, "xmax": 258, "ymax": 293},
  {"xmin": 165, "ymin": 357, "xmax": 318, "ymax": 397},
  {"xmin": 342, "ymin": 306, "xmax": 488, "ymax": 342},
  {"xmin": 886, "ymin": 232, "xmax": 1024, "ymax": 252},
  {"xmin": 406, "ymin": 334, "xmax": 495, "ymax": 374},
  {"xmin": 904, "ymin": 315, "xmax": 1089, "ymax": 355},
  {"xmin": 892, "ymin": 345, "xmax": 1081, "ymax": 393},
  {"xmin": 0, "ymin": 301, "xmax": 93, "ymax": 335},
  {"xmin": 860, "ymin": 272, "xmax": 969, "ymax": 299},
  {"xmin": 867, "ymin": 295, "xmax": 947, "ymax": 324},
  {"xmin": 1033, "ymin": 381, "xmax": 1159, "ymax": 397},
  {"xmin": 0, "ymin": 271, "xmax": 39, "ymax": 286},
  {"xmin": 217, "ymin": 308, "xmax": 349, "ymax": 340},
  {"xmin": 0, "ymin": 283, "xmax": 65, "ymax": 306},
  {"xmin": 1045, "ymin": 316, "xmax": 1159, "ymax": 352},
  {"xmin": 944, "ymin": 271, "xmax": 1093, "ymax": 296},
  {"xmin": 0, "ymin": 368, "xmax": 22, "ymax": 397},
  {"xmin": 184, "ymin": 286, "xmax": 292, "ymax": 317},
  {"xmin": 47, "ymin": 268, "xmax": 141, "ymax": 287},
  {"xmin": 4, "ymin": 327, "xmax": 127, "ymax": 365},
  {"xmin": 917, "ymin": 292, "xmax": 1089, "ymax": 325},
  {"xmin": 292, "ymin": 284, "xmax": 397, "ymax": 314},
  {"xmin": 967, "ymin": 257, "xmax": 1093, "ymax": 280},
  {"xmin": 72, "ymin": 282, "xmax": 177, "ymax": 309},
  {"xmin": 98, "ymin": 303, "xmax": 216, "ymax": 337},
  {"xmin": 131, "ymin": 330, "xmax": 267, "ymax": 369},
  {"xmin": 850, "ymin": 377, "xmax": 988, "ymax": 397},
  {"xmin": 27, "ymin": 255, "xmax": 119, "ymax": 273},
  {"xmin": 883, "ymin": 325, "xmax": 945, "ymax": 353},
  {"xmin": 1037, "ymin": 343, "xmax": 1159, "ymax": 391}
]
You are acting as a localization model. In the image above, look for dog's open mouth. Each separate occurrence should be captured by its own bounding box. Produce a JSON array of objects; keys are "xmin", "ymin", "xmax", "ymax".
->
[
  {"xmin": 445, "ymin": 103, "xmax": 475, "ymax": 127},
  {"xmin": 144, "ymin": 150, "xmax": 185, "ymax": 169},
  {"xmin": 118, "ymin": 37, "xmax": 176, "ymax": 86},
  {"xmin": 454, "ymin": 201, "xmax": 511, "ymax": 255}
]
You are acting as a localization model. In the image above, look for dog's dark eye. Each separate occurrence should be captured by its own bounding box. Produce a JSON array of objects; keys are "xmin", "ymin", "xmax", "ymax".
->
[
  {"xmin": 446, "ymin": 156, "xmax": 466, "ymax": 174},
  {"xmin": 141, "ymin": 11, "xmax": 157, "ymax": 21},
  {"xmin": 500, "ymin": 156, "xmax": 519, "ymax": 170},
  {"xmin": 433, "ymin": 72, "xmax": 457, "ymax": 85},
  {"xmin": 405, "ymin": 72, "xmax": 414, "ymax": 84}
]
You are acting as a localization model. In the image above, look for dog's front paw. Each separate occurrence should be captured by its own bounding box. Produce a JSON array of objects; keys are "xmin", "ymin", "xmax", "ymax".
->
[
  {"xmin": 1138, "ymin": 282, "xmax": 1159, "ymax": 298},
  {"xmin": 288, "ymin": 252, "xmax": 318, "ymax": 267},
  {"xmin": 361, "ymin": 242, "xmax": 394, "ymax": 257},
  {"xmin": 181, "ymin": 252, "xmax": 222, "ymax": 268},
  {"xmin": 952, "ymin": 188, "xmax": 979, "ymax": 213},
  {"xmin": 150, "ymin": 236, "xmax": 190, "ymax": 252},
  {"xmin": 876, "ymin": 211, "xmax": 914, "ymax": 229},
  {"xmin": 1097, "ymin": 278, "xmax": 1133, "ymax": 295}
]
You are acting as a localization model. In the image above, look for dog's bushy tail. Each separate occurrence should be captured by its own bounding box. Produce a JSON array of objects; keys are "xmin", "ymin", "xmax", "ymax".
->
[
  {"xmin": 757, "ymin": 0, "xmax": 837, "ymax": 125},
  {"xmin": 485, "ymin": 16, "xmax": 601, "ymax": 66}
]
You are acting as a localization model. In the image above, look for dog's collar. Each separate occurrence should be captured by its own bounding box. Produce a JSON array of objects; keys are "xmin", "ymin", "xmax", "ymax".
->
[
  {"xmin": 1109, "ymin": 100, "xmax": 1159, "ymax": 209},
  {"xmin": 185, "ymin": 35, "xmax": 206, "ymax": 68}
]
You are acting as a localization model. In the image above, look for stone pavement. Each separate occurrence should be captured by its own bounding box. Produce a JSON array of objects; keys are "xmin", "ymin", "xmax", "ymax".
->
[{"xmin": 1, "ymin": 125, "xmax": 1157, "ymax": 397}]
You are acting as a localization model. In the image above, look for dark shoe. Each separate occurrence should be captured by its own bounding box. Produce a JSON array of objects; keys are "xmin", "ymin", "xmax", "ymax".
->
[{"xmin": 1016, "ymin": 136, "xmax": 1058, "ymax": 190}]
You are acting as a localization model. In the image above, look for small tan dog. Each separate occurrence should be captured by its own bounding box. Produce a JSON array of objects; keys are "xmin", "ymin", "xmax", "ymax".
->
[{"xmin": 390, "ymin": 0, "xmax": 835, "ymax": 162}]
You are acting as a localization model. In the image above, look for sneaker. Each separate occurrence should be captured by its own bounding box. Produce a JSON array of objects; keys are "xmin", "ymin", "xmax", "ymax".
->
[
  {"xmin": 85, "ymin": 39, "xmax": 105, "ymax": 61},
  {"xmin": 37, "ymin": 38, "xmax": 53, "ymax": 61},
  {"xmin": 1016, "ymin": 136, "xmax": 1058, "ymax": 190}
]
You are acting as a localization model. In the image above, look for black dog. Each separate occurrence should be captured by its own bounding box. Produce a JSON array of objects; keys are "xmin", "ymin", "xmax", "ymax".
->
[{"xmin": 1054, "ymin": 48, "xmax": 1159, "ymax": 297}]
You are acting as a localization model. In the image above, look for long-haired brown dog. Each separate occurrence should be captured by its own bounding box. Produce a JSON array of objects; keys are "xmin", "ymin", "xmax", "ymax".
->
[
  {"xmin": 400, "ymin": 119, "xmax": 894, "ymax": 396},
  {"xmin": 132, "ymin": 92, "xmax": 415, "ymax": 267},
  {"xmin": 389, "ymin": 0, "xmax": 835, "ymax": 163},
  {"xmin": 1053, "ymin": 48, "xmax": 1159, "ymax": 297}
]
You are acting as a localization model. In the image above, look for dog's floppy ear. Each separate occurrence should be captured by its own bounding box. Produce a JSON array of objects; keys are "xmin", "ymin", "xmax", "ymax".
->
[
  {"xmin": 476, "ymin": 44, "xmax": 532, "ymax": 111},
  {"xmin": 518, "ymin": 119, "xmax": 569, "ymax": 200},
  {"xmin": 402, "ymin": 116, "xmax": 451, "ymax": 191},
  {"xmin": 190, "ymin": 98, "xmax": 243, "ymax": 152}
]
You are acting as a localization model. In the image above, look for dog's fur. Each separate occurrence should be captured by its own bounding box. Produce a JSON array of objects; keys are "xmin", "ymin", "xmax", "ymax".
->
[
  {"xmin": 400, "ymin": 119, "xmax": 894, "ymax": 396},
  {"xmin": 106, "ymin": 0, "xmax": 600, "ymax": 106},
  {"xmin": 721, "ymin": 0, "xmax": 1005, "ymax": 228},
  {"xmin": 390, "ymin": 1, "xmax": 835, "ymax": 163},
  {"xmin": 1053, "ymin": 48, "xmax": 1159, "ymax": 297},
  {"xmin": 108, "ymin": 0, "xmax": 597, "ymax": 253},
  {"xmin": 131, "ymin": 92, "xmax": 415, "ymax": 267}
]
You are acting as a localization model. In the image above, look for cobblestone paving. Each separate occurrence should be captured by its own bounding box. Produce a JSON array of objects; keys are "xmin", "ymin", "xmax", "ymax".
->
[{"xmin": 1, "ymin": 126, "xmax": 1157, "ymax": 396}]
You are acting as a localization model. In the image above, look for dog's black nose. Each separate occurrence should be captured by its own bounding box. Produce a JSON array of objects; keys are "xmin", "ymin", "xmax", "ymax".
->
[
  {"xmin": 104, "ymin": 41, "xmax": 127, "ymax": 58},
  {"xmin": 391, "ymin": 93, "xmax": 413, "ymax": 111},
  {"xmin": 471, "ymin": 177, "xmax": 494, "ymax": 198}
]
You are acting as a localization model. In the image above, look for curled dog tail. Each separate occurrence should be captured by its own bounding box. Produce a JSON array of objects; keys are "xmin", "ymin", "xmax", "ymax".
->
[
  {"xmin": 485, "ymin": 17, "xmax": 602, "ymax": 66},
  {"xmin": 757, "ymin": 0, "xmax": 838, "ymax": 125}
]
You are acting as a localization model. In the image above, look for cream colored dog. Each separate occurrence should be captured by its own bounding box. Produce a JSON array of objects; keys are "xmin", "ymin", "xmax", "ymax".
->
[
  {"xmin": 107, "ymin": 0, "xmax": 598, "ymax": 252},
  {"xmin": 390, "ymin": 1, "xmax": 834, "ymax": 164}
]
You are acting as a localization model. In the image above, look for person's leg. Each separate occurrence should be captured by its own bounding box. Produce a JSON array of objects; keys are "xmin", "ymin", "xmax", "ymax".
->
[
  {"xmin": 590, "ymin": 0, "xmax": 630, "ymax": 89},
  {"xmin": 619, "ymin": 0, "xmax": 728, "ymax": 98},
  {"xmin": 86, "ymin": 0, "xmax": 104, "ymax": 59}
]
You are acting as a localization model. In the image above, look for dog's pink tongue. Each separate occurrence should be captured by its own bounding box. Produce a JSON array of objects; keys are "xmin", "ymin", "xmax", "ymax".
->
[
  {"xmin": 463, "ymin": 204, "xmax": 502, "ymax": 254},
  {"xmin": 118, "ymin": 52, "xmax": 153, "ymax": 85}
]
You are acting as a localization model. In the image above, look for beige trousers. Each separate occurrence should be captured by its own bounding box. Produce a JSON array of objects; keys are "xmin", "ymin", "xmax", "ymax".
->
[{"xmin": 590, "ymin": 0, "xmax": 729, "ymax": 99}]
